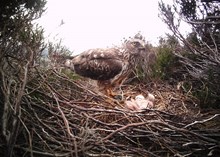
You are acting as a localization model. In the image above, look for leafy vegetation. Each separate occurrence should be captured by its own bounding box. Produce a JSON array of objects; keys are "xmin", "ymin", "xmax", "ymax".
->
[
  {"xmin": 159, "ymin": 0, "xmax": 220, "ymax": 108},
  {"xmin": 0, "ymin": 0, "xmax": 220, "ymax": 156},
  {"xmin": 0, "ymin": 1, "xmax": 46, "ymax": 156},
  {"xmin": 151, "ymin": 36, "xmax": 178, "ymax": 80}
]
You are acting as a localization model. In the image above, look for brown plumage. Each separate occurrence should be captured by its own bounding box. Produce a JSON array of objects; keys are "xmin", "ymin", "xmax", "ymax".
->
[{"xmin": 65, "ymin": 38, "xmax": 145, "ymax": 96}]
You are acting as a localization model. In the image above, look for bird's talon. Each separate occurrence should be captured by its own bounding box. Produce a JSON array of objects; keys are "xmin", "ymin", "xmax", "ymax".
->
[{"xmin": 113, "ymin": 94, "xmax": 123, "ymax": 100}]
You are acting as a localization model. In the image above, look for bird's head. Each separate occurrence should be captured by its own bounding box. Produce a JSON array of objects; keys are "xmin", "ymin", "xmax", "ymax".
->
[
  {"xmin": 64, "ymin": 53, "xmax": 87, "ymax": 67},
  {"xmin": 126, "ymin": 38, "xmax": 146, "ymax": 56},
  {"xmin": 63, "ymin": 54, "xmax": 81, "ymax": 72},
  {"xmin": 135, "ymin": 94, "xmax": 145, "ymax": 100},
  {"xmin": 72, "ymin": 54, "xmax": 87, "ymax": 64}
]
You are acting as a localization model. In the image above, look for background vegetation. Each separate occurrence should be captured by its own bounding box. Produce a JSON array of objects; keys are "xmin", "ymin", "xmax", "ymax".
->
[
  {"xmin": 0, "ymin": 0, "xmax": 219, "ymax": 156},
  {"xmin": 158, "ymin": 0, "xmax": 220, "ymax": 108}
]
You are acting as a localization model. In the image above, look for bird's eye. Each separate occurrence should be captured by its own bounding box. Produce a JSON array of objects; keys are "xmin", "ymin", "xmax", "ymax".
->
[{"xmin": 132, "ymin": 42, "xmax": 139, "ymax": 46}]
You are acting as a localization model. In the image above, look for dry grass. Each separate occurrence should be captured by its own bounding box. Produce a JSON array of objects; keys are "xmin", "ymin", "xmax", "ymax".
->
[{"xmin": 3, "ymin": 68, "xmax": 220, "ymax": 157}]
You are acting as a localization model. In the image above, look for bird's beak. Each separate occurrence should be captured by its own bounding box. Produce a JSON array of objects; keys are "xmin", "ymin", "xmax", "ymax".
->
[
  {"xmin": 72, "ymin": 55, "xmax": 84, "ymax": 64},
  {"xmin": 137, "ymin": 40, "xmax": 146, "ymax": 51},
  {"xmin": 64, "ymin": 59, "xmax": 72, "ymax": 68},
  {"xmin": 139, "ymin": 46, "xmax": 145, "ymax": 51},
  {"xmin": 138, "ymin": 44, "xmax": 145, "ymax": 51}
]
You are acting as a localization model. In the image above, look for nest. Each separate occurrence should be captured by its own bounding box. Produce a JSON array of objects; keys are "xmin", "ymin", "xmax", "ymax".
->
[{"xmin": 5, "ymin": 68, "xmax": 220, "ymax": 157}]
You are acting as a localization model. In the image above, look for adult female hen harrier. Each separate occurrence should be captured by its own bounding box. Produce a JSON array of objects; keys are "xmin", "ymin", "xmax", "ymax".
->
[{"xmin": 65, "ymin": 38, "xmax": 145, "ymax": 96}]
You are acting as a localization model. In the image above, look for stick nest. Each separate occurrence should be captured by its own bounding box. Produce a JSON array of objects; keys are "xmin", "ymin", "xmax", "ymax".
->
[{"xmin": 9, "ymin": 68, "xmax": 220, "ymax": 157}]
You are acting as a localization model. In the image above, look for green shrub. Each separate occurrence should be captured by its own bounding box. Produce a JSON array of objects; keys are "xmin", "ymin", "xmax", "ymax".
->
[{"xmin": 151, "ymin": 46, "xmax": 176, "ymax": 80}]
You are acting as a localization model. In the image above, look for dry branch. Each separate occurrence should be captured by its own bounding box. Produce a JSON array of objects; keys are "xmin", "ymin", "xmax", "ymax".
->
[{"xmin": 1, "ymin": 67, "xmax": 219, "ymax": 157}]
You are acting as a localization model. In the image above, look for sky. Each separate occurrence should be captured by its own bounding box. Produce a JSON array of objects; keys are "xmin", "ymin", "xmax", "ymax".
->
[{"xmin": 37, "ymin": 0, "xmax": 175, "ymax": 55}]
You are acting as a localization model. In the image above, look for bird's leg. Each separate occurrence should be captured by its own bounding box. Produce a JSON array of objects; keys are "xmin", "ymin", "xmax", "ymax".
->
[
  {"xmin": 97, "ymin": 81, "xmax": 122, "ymax": 100},
  {"xmin": 110, "ymin": 87, "xmax": 126, "ymax": 101},
  {"xmin": 112, "ymin": 76, "xmax": 128, "ymax": 100},
  {"xmin": 103, "ymin": 85, "xmax": 124, "ymax": 102},
  {"xmin": 116, "ymin": 85, "xmax": 123, "ymax": 100},
  {"xmin": 101, "ymin": 86, "xmax": 123, "ymax": 105},
  {"xmin": 106, "ymin": 86, "xmax": 117, "ymax": 97}
]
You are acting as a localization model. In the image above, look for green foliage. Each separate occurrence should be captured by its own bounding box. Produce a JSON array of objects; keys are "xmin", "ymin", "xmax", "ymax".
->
[
  {"xmin": 0, "ymin": 0, "xmax": 47, "ymax": 156},
  {"xmin": 61, "ymin": 68, "xmax": 82, "ymax": 80},
  {"xmin": 151, "ymin": 46, "xmax": 175, "ymax": 80},
  {"xmin": 150, "ymin": 35, "xmax": 180, "ymax": 80},
  {"xmin": 0, "ymin": 0, "xmax": 46, "ymax": 36},
  {"xmin": 191, "ymin": 80, "xmax": 220, "ymax": 108},
  {"xmin": 179, "ymin": 0, "xmax": 196, "ymax": 19},
  {"xmin": 159, "ymin": 0, "xmax": 220, "ymax": 108}
]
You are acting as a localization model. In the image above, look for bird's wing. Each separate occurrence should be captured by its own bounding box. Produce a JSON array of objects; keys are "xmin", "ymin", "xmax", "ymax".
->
[
  {"xmin": 73, "ymin": 48, "xmax": 123, "ymax": 80},
  {"xmin": 88, "ymin": 48, "xmax": 120, "ymax": 60}
]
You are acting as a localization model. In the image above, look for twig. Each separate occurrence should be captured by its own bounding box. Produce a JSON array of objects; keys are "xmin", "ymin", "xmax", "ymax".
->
[{"xmin": 184, "ymin": 114, "xmax": 220, "ymax": 129}]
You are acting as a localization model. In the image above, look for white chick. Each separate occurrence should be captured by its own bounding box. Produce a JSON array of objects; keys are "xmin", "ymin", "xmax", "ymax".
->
[
  {"xmin": 135, "ymin": 94, "xmax": 154, "ymax": 109},
  {"xmin": 125, "ymin": 98, "xmax": 140, "ymax": 111},
  {"xmin": 146, "ymin": 93, "xmax": 155, "ymax": 102},
  {"xmin": 125, "ymin": 93, "xmax": 155, "ymax": 111}
]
